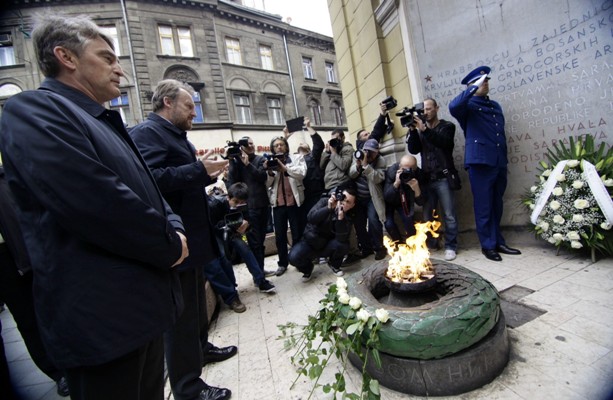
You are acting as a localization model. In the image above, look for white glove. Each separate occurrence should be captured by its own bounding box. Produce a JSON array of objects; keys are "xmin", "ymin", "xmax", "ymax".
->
[{"xmin": 473, "ymin": 74, "xmax": 488, "ymax": 87}]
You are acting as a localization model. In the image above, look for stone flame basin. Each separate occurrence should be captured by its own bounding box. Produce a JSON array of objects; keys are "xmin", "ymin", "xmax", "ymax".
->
[{"xmin": 344, "ymin": 260, "xmax": 510, "ymax": 396}]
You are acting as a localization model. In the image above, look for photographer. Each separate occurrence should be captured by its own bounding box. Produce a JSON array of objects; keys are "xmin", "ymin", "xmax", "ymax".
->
[
  {"xmin": 349, "ymin": 139, "xmax": 387, "ymax": 260},
  {"xmin": 293, "ymin": 117, "xmax": 326, "ymax": 217},
  {"xmin": 383, "ymin": 155, "xmax": 427, "ymax": 241},
  {"xmin": 356, "ymin": 102, "xmax": 391, "ymax": 150},
  {"xmin": 227, "ymin": 136, "xmax": 273, "ymax": 275},
  {"xmin": 209, "ymin": 183, "xmax": 275, "ymax": 293},
  {"xmin": 288, "ymin": 188, "xmax": 358, "ymax": 280},
  {"xmin": 265, "ymin": 136, "xmax": 307, "ymax": 276},
  {"xmin": 320, "ymin": 129, "xmax": 354, "ymax": 191},
  {"xmin": 407, "ymin": 98, "xmax": 459, "ymax": 260}
]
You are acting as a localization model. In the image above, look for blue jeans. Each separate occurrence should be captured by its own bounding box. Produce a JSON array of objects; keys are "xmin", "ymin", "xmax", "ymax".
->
[
  {"xmin": 202, "ymin": 257, "xmax": 238, "ymax": 306},
  {"xmin": 424, "ymin": 178, "xmax": 459, "ymax": 250},
  {"xmin": 385, "ymin": 206, "xmax": 416, "ymax": 242},
  {"xmin": 231, "ymin": 236, "xmax": 265, "ymax": 285},
  {"xmin": 273, "ymin": 205, "xmax": 303, "ymax": 268},
  {"xmin": 354, "ymin": 197, "xmax": 383, "ymax": 253}
]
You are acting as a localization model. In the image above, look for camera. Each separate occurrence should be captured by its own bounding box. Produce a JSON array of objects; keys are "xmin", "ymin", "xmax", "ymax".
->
[
  {"xmin": 238, "ymin": 137, "xmax": 250, "ymax": 147},
  {"xmin": 263, "ymin": 153, "xmax": 285, "ymax": 169},
  {"xmin": 221, "ymin": 211, "xmax": 244, "ymax": 241},
  {"xmin": 329, "ymin": 138, "xmax": 342, "ymax": 151},
  {"xmin": 334, "ymin": 187, "xmax": 346, "ymax": 202},
  {"xmin": 382, "ymin": 95, "xmax": 398, "ymax": 111},
  {"xmin": 225, "ymin": 141, "xmax": 242, "ymax": 159},
  {"xmin": 399, "ymin": 168, "xmax": 416, "ymax": 183},
  {"xmin": 396, "ymin": 102, "xmax": 425, "ymax": 127},
  {"xmin": 354, "ymin": 149, "xmax": 365, "ymax": 159}
]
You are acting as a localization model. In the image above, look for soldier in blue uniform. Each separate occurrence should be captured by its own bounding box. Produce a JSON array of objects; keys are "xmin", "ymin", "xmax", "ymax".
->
[{"xmin": 449, "ymin": 66, "xmax": 521, "ymax": 261}]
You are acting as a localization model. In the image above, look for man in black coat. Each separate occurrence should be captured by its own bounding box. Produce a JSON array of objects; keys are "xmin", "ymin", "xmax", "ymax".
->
[
  {"xmin": 0, "ymin": 14, "xmax": 188, "ymax": 399},
  {"xmin": 383, "ymin": 155, "xmax": 427, "ymax": 241},
  {"xmin": 130, "ymin": 79, "xmax": 237, "ymax": 400}
]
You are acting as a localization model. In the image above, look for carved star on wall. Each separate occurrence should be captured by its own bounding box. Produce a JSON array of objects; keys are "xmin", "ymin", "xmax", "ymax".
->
[{"xmin": 425, "ymin": 75, "xmax": 432, "ymax": 82}]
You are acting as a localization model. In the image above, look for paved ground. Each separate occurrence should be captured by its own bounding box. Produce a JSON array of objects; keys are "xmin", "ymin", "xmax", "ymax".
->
[{"xmin": 3, "ymin": 234, "xmax": 613, "ymax": 399}]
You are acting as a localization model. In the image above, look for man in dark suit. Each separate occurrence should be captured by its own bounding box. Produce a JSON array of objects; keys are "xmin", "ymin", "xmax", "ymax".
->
[
  {"xmin": 0, "ymin": 14, "xmax": 188, "ymax": 399},
  {"xmin": 130, "ymin": 79, "xmax": 236, "ymax": 400},
  {"xmin": 449, "ymin": 66, "xmax": 521, "ymax": 261}
]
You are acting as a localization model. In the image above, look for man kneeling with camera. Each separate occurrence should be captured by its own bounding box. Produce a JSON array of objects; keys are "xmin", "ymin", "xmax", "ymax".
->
[
  {"xmin": 383, "ymin": 154, "xmax": 427, "ymax": 241},
  {"xmin": 288, "ymin": 187, "xmax": 358, "ymax": 281}
]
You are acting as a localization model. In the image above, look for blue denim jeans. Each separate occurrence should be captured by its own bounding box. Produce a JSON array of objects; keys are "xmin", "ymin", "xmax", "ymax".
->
[
  {"xmin": 231, "ymin": 236, "xmax": 265, "ymax": 285},
  {"xmin": 354, "ymin": 197, "xmax": 383, "ymax": 252},
  {"xmin": 201, "ymin": 257, "xmax": 238, "ymax": 306},
  {"xmin": 423, "ymin": 178, "xmax": 458, "ymax": 251}
]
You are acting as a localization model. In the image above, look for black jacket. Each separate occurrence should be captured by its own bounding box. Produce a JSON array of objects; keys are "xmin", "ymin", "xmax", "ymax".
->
[
  {"xmin": 130, "ymin": 112, "xmax": 221, "ymax": 270},
  {"xmin": 383, "ymin": 163, "xmax": 427, "ymax": 212},
  {"xmin": 0, "ymin": 166, "xmax": 31, "ymax": 275},
  {"xmin": 0, "ymin": 78, "xmax": 184, "ymax": 369},
  {"xmin": 227, "ymin": 153, "xmax": 270, "ymax": 209},
  {"xmin": 303, "ymin": 132, "xmax": 326, "ymax": 197},
  {"xmin": 302, "ymin": 197, "xmax": 355, "ymax": 249},
  {"xmin": 406, "ymin": 119, "xmax": 456, "ymax": 176}
]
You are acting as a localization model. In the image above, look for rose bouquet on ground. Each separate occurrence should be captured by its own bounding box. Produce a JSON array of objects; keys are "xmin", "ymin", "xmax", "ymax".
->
[
  {"xmin": 523, "ymin": 135, "xmax": 613, "ymax": 261},
  {"xmin": 278, "ymin": 277, "xmax": 390, "ymax": 400}
]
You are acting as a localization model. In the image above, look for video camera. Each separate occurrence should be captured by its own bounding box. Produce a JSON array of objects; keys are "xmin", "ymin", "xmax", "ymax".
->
[
  {"xmin": 263, "ymin": 153, "xmax": 286, "ymax": 169},
  {"xmin": 396, "ymin": 102, "xmax": 425, "ymax": 127},
  {"xmin": 399, "ymin": 168, "xmax": 416, "ymax": 183},
  {"xmin": 382, "ymin": 95, "xmax": 398, "ymax": 111},
  {"xmin": 221, "ymin": 211, "xmax": 244, "ymax": 241}
]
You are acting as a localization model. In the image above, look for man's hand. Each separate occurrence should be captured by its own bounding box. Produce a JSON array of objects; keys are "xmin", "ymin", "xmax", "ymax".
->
[
  {"xmin": 414, "ymin": 117, "xmax": 426, "ymax": 132},
  {"xmin": 394, "ymin": 169, "xmax": 402, "ymax": 189},
  {"xmin": 172, "ymin": 231, "xmax": 189, "ymax": 267},
  {"xmin": 328, "ymin": 194, "xmax": 337, "ymax": 209},
  {"xmin": 240, "ymin": 150, "xmax": 250, "ymax": 166},
  {"xmin": 379, "ymin": 102, "xmax": 388, "ymax": 115},
  {"xmin": 283, "ymin": 126, "xmax": 291, "ymax": 139},
  {"xmin": 237, "ymin": 220, "xmax": 249, "ymax": 234},
  {"xmin": 473, "ymin": 74, "xmax": 488, "ymax": 87},
  {"xmin": 407, "ymin": 178, "xmax": 421, "ymax": 197},
  {"xmin": 199, "ymin": 149, "xmax": 229, "ymax": 176}
]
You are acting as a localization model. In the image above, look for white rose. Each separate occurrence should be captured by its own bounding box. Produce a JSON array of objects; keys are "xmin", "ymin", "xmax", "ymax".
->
[
  {"xmin": 549, "ymin": 200, "xmax": 561, "ymax": 211},
  {"xmin": 542, "ymin": 169, "xmax": 552, "ymax": 177},
  {"xmin": 604, "ymin": 179, "xmax": 613, "ymax": 187},
  {"xmin": 572, "ymin": 180, "xmax": 584, "ymax": 189},
  {"xmin": 566, "ymin": 160, "xmax": 579, "ymax": 168},
  {"xmin": 529, "ymin": 204, "xmax": 535, "ymax": 210},
  {"xmin": 572, "ymin": 214, "xmax": 584, "ymax": 223},
  {"xmin": 338, "ymin": 292, "xmax": 350, "ymax": 304},
  {"xmin": 539, "ymin": 221, "xmax": 550, "ymax": 232},
  {"xmin": 552, "ymin": 233, "xmax": 564, "ymax": 241},
  {"xmin": 601, "ymin": 222, "xmax": 612, "ymax": 230},
  {"xmin": 530, "ymin": 186, "xmax": 537, "ymax": 193},
  {"xmin": 336, "ymin": 277, "xmax": 348, "ymax": 290},
  {"xmin": 356, "ymin": 309, "xmax": 370, "ymax": 322},
  {"xmin": 574, "ymin": 199, "xmax": 589, "ymax": 209},
  {"xmin": 375, "ymin": 308, "xmax": 390, "ymax": 323},
  {"xmin": 556, "ymin": 174, "xmax": 566, "ymax": 182},
  {"xmin": 548, "ymin": 237, "xmax": 557, "ymax": 244},
  {"xmin": 337, "ymin": 287, "xmax": 348, "ymax": 298},
  {"xmin": 349, "ymin": 297, "xmax": 362, "ymax": 310},
  {"xmin": 570, "ymin": 240, "xmax": 583, "ymax": 249},
  {"xmin": 553, "ymin": 215, "xmax": 565, "ymax": 224},
  {"xmin": 566, "ymin": 231, "xmax": 580, "ymax": 240},
  {"xmin": 553, "ymin": 187, "xmax": 563, "ymax": 196}
]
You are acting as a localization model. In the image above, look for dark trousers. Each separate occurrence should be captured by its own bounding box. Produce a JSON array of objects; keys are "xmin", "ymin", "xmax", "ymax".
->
[
  {"xmin": 202, "ymin": 256, "xmax": 238, "ymax": 306},
  {"xmin": 0, "ymin": 318, "xmax": 18, "ymax": 400},
  {"xmin": 354, "ymin": 197, "xmax": 384, "ymax": 253},
  {"xmin": 468, "ymin": 164, "xmax": 507, "ymax": 249},
  {"xmin": 273, "ymin": 205, "xmax": 303, "ymax": 268},
  {"xmin": 0, "ymin": 247, "xmax": 63, "ymax": 382},
  {"xmin": 165, "ymin": 268, "xmax": 206, "ymax": 400},
  {"xmin": 246, "ymin": 206, "xmax": 269, "ymax": 268},
  {"xmin": 289, "ymin": 239, "xmax": 349, "ymax": 274},
  {"xmin": 65, "ymin": 336, "xmax": 164, "ymax": 400}
]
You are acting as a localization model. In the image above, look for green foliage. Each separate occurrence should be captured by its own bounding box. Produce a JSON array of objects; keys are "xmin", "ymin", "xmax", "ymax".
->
[
  {"xmin": 277, "ymin": 278, "xmax": 390, "ymax": 399},
  {"xmin": 522, "ymin": 134, "xmax": 613, "ymax": 257}
]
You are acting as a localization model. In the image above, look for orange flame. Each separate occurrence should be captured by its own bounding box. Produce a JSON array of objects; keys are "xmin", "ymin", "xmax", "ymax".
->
[{"xmin": 384, "ymin": 219, "xmax": 441, "ymax": 283}]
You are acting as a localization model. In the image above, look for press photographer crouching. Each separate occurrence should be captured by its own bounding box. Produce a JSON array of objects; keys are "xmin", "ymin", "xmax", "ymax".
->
[
  {"xmin": 383, "ymin": 154, "xmax": 427, "ymax": 241},
  {"xmin": 209, "ymin": 183, "xmax": 275, "ymax": 293},
  {"xmin": 288, "ymin": 187, "xmax": 358, "ymax": 281}
]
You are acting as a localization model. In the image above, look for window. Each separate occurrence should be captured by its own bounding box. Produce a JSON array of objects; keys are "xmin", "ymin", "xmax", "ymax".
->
[
  {"xmin": 302, "ymin": 57, "xmax": 314, "ymax": 79},
  {"xmin": 331, "ymin": 101, "xmax": 344, "ymax": 126},
  {"xmin": 225, "ymin": 38, "xmax": 242, "ymax": 65},
  {"xmin": 325, "ymin": 62, "xmax": 337, "ymax": 83},
  {"xmin": 99, "ymin": 26, "xmax": 120, "ymax": 56},
  {"xmin": 192, "ymin": 92, "xmax": 204, "ymax": 123},
  {"xmin": 109, "ymin": 93, "xmax": 133, "ymax": 126},
  {"xmin": 309, "ymin": 99, "xmax": 321, "ymax": 125},
  {"xmin": 158, "ymin": 25, "xmax": 194, "ymax": 57},
  {"xmin": 267, "ymin": 97, "xmax": 283, "ymax": 125},
  {"xmin": 0, "ymin": 33, "xmax": 16, "ymax": 66},
  {"xmin": 234, "ymin": 94, "xmax": 252, "ymax": 124},
  {"xmin": 260, "ymin": 45, "xmax": 273, "ymax": 70}
]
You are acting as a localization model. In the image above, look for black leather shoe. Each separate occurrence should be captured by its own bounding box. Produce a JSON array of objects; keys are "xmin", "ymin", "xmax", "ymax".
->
[
  {"xmin": 202, "ymin": 345, "xmax": 238, "ymax": 365},
  {"xmin": 56, "ymin": 377, "xmax": 70, "ymax": 397},
  {"xmin": 482, "ymin": 249, "xmax": 502, "ymax": 261},
  {"xmin": 496, "ymin": 244, "xmax": 521, "ymax": 255},
  {"xmin": 198, "ymin": 384, "xmax": 231, "ymax": 400}
]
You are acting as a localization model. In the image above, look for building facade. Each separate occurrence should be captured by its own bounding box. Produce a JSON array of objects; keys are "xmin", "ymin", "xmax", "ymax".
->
[{"xmin": 0, "ymin": 0, "xmax": 345, "ymax": 153}]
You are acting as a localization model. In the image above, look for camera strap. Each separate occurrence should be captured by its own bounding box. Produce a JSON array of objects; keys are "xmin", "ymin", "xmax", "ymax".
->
[{"xmin": 400, "ymin": 189, "xmax": 411, "ymax": 217}]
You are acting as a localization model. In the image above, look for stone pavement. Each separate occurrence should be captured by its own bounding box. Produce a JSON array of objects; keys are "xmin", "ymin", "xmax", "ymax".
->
[{"xmin": 3, "ymin": 234, "xmax": 613, "ymax": 400}]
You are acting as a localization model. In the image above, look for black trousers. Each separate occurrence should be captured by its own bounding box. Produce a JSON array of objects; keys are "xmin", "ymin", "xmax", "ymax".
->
[
  {"xmin": 0, "ymin": 318, "xmax": 18, "ymax": 400},
  {"xmin": 0, "ymin": 246, "xmax": 63, "ymax": 382},
  {"xmin": 65, "ymin": 336, "xmax": 164, "ymax": 400},
  {"xmin": 165, "ymin": 267, "xmax": 207, "ymax": 400}
]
